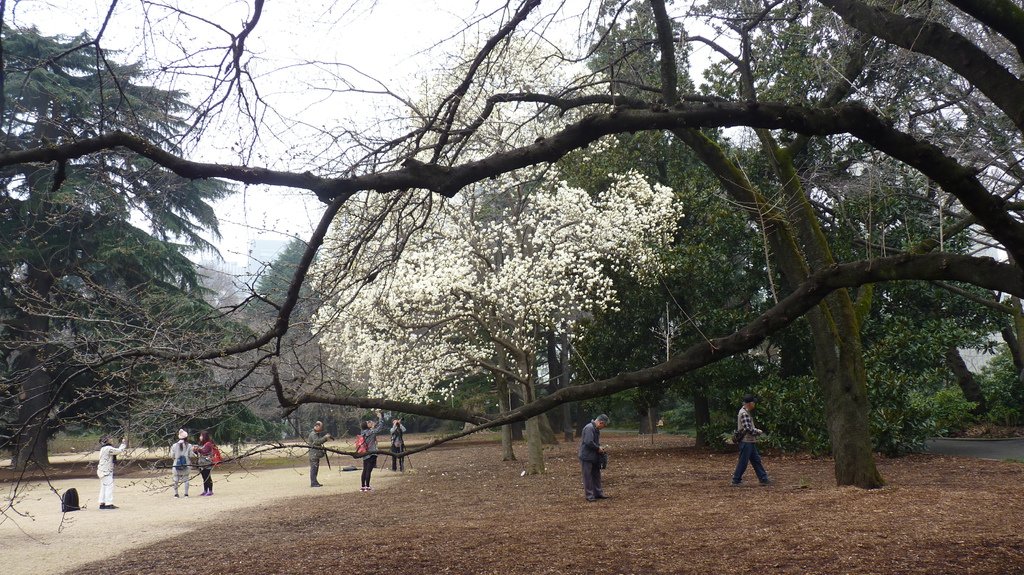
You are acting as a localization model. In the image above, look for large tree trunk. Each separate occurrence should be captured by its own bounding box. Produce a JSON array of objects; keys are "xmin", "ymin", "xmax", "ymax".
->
[
  {"xmin": 514, "ymin": 352, "xmax": 546, "ymax": 474},
  {"xmin": 12, "ymin": 352, "xmax": 52, "ymax": 469},
  {"xmin": 524, "ymin": 414, "xmax": 545, "ymax": 474},
  {"xmin": 807, "ymin": 301, "xmax": 883, "ymax": 488},
  {"xmin": 638, "ymin": 406, "xmax": 660, "ymax": 434},
  {"xmin": 676, "ymin": 128, "xmax": 883, "ymax": 487},
  {"xmin": 944, "ymin": 346, "xmax": 988, "ymax": 416},
  {"xmin": 12, "ymin": 268, "xmax": 55, "ymax": 469}
]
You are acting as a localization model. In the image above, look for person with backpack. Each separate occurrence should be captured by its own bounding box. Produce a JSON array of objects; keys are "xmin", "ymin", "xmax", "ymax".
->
[
  {"xmin": 307, "ymin": 420, "xmax": 332, "ymax": 487},
  {"xmin": 193, "ymin": 430, "xmax": 219, "ymax": 496},
  {"xmin": 170, "ymin": 429, "xmax": 193, "ymax": 497},
  {"xmin": 731, "ymin": 394, "xmax": 770, "ymax": 486},
  {"xmin": 359, "ymin": 409, "xmax": 390, "ymax": 492},
  {"xmin": 97, "ymin": 435, "xmax": 127, "ymax": 510},
  {"xmin": 390, "ymin": 418, "xmax": 407, "ymax": 472}
]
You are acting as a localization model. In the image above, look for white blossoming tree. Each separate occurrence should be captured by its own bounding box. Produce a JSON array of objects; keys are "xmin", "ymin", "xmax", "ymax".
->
[{"xmin": 313, "ymin": 165, "xmax": 680, "ymax": 473}]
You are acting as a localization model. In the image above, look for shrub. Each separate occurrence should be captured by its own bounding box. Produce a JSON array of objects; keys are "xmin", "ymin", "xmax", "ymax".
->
[
  {"xmin": 751, "ymin": 375, "xmax": 830, "ymax": 455},
  {"xmin": 659, "ymin": 403, "xmax": 695, "ymax": 434},
  {"xmin": 977, "ymin": 352, "xmax": 1023, "ymax": 426},
  {"xmin": 926, "ymin": 387, "xmax": 977, "ymax": 435},
  {"xmin": 868, "ymin": 371, "xmax": 933, "ymax": 456}
]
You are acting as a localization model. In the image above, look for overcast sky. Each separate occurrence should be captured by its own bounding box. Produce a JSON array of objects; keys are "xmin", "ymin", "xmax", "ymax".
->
[
  {"xmin": 9, "ymin": 1, "xmax": 705, "ymax": 267},
  {"xmin": 8, "ymin": 1, "xmax": 510, "ymax": 265}
]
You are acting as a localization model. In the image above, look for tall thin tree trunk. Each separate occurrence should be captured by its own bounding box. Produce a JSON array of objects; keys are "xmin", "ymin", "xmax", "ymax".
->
[
  {"xmin": 509, "ymin": 391, "xmax": 524, "ymax": 441},
  {"xmin": 944, "ymin": 346, "xmax": 988, "ymax": 416},
  {"xmin": 544, "ymin": 331, "xmax": 567, "ymax": 438},
  {"xmin": 1007, "ymin": 297, "xmax": 1024, "ymax": 385},
  {"xmin": 693, "ymin": 386, "xmax": 710, "ymax": 448},
  {"xmin": 519, "ymin": 355, "xmax": 545, "ymax": 475},
  {"xmin": 1001, "ymin": 325, "xmax": 1023, "ymax": 375},
  {"xmin": 638, "ymin": 406, "xmax": 660, "ymax": 434},
  {"xmin": 538, "ymin": 412, "xmax": 557, "ymax": 444},
  {"xmin": 495, "ymin": 347, "xmax": 516, "ymax": 461},
  {"xmin": 559, "ymin": 332, "xmax": 574, "ymax": 440}
]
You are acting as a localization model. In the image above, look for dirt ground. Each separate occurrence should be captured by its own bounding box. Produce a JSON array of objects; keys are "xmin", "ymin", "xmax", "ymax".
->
[{"xmin": 12, "ymin": 433, "xmax": 1021, "ymax": 575}]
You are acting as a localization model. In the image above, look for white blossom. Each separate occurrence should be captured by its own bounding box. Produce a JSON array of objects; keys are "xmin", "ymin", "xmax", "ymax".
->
[{"xmin": 312, "ymin": 169, "xmax": 681, "ymax": 402}]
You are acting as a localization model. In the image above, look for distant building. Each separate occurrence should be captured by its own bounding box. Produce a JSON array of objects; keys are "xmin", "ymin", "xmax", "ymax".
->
[
  {"xmin": 196, "ymin": 259, "xmax": 247, "ymax": 307},
  {"xmin": 245, "ymin": 239, "xmax": 288, "ymax": 284}
]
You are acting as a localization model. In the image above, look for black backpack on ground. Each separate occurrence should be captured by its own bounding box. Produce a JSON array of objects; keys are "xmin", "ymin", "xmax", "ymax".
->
[{"xmin": 61, "ymin": 487, "xmax": 80, "ymax": 512}]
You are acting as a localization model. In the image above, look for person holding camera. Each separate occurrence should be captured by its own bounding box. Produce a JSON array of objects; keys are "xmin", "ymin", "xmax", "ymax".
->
[
  {"xmin": 308, "ymin": 421, "xmax": 332, "ymax": 487},
  {"xmin": 390, "ymin": 418, "xmax": 407, "ymax": 472},
  {"xmin": 97, "ymin": 435, "xmax": 127, "ymax": 509},
  {"xmin": 731, "ymin": 394, "xmax": 770, "ymax": 486},
  {"xmin": 359, "ymin": 409, "xmax": 390, "ymax": 492},
  {"xmin": 193, "ymin": 430, "xmax": 218, "ymax": 496},
  {"xmin": 578, "ymin": 414, "xmax": 609, "ymax": 502}
]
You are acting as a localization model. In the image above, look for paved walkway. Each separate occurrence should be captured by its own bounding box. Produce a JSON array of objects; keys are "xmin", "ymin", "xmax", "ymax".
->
[{"xmin": 924, "ymin": 437, "xmax": 1024, "ymax": 460}]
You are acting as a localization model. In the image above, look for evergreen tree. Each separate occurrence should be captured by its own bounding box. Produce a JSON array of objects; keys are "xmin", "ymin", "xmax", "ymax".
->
[{"xmin": 0, "ymin": 27, "xmax": 231, "ymax": 467}]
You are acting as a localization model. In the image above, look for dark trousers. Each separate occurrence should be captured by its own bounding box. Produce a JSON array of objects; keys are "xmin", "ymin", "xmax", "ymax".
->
[
  {"xmin": 361, "ymin": 455, "xmax": 378, "ymax": 487},
  {"xmin": 200, "ymin": 468, "xmax": 213, "ymax": 492},
  {"xmin": 391, "ymin": 450, "xmax": 405, "ymax": 471},
  {"xmin": 581, "ymin": 459, "xmax": 603, "ymax": 500},
  {"xmin": 310, "ymin": 458, "xmax": 321, "ymax": 485},
  {"xmin": 732, "ymin": 441, "xmax": 769, "ymax": 484}
]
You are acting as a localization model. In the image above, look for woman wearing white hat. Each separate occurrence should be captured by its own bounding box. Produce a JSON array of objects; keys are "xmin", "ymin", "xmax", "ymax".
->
[{"xmin": 170, "ymin": 429, "xmax": 193, "ymax": 497}]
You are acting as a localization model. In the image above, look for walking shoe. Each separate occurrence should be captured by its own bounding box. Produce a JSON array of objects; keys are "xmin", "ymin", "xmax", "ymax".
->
[
  {"xmin": 311, "ymin": 483, "xmax": 322, "ymax": 488},
  {"xmin": 174, "ymin": 494, "xmax": 179, "ymax": 498},
  {"xmin": 759, "ymin": 480, "xmax": 772, "ymax": 486},
  {"xmin": 100, "ymin": 504, "xmax": 118, "ymax": 509},
  {"xmin": 730, "ymin": 481, "xmax": 741, "ymax": 486}
]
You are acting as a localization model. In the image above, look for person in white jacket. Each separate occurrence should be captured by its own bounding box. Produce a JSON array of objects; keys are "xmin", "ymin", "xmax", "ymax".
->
[
  {"xmin": 97, "ymin": 435, "xmax": 127, "ymax": 509},
  {"xmin": 170, "ymin": 429, "xmax": 193, "ymax": 497}
]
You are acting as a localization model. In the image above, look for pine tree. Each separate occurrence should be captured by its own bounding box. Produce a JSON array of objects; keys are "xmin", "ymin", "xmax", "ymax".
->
[{"xmin": 0, "ymin": 27, "xmax": 231, "ymax": 467}]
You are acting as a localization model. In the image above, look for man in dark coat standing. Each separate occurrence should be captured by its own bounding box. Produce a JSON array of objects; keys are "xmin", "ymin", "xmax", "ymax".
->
[{"xmin": 578, "ymin": 414, "xmax": 609, "ymax": 502}]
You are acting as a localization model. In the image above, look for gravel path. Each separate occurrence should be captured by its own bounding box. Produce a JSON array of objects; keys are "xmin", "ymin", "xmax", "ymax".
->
[{"xmin": 1, "ymin": 450, "xmax": 397, "ymax": 575}]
